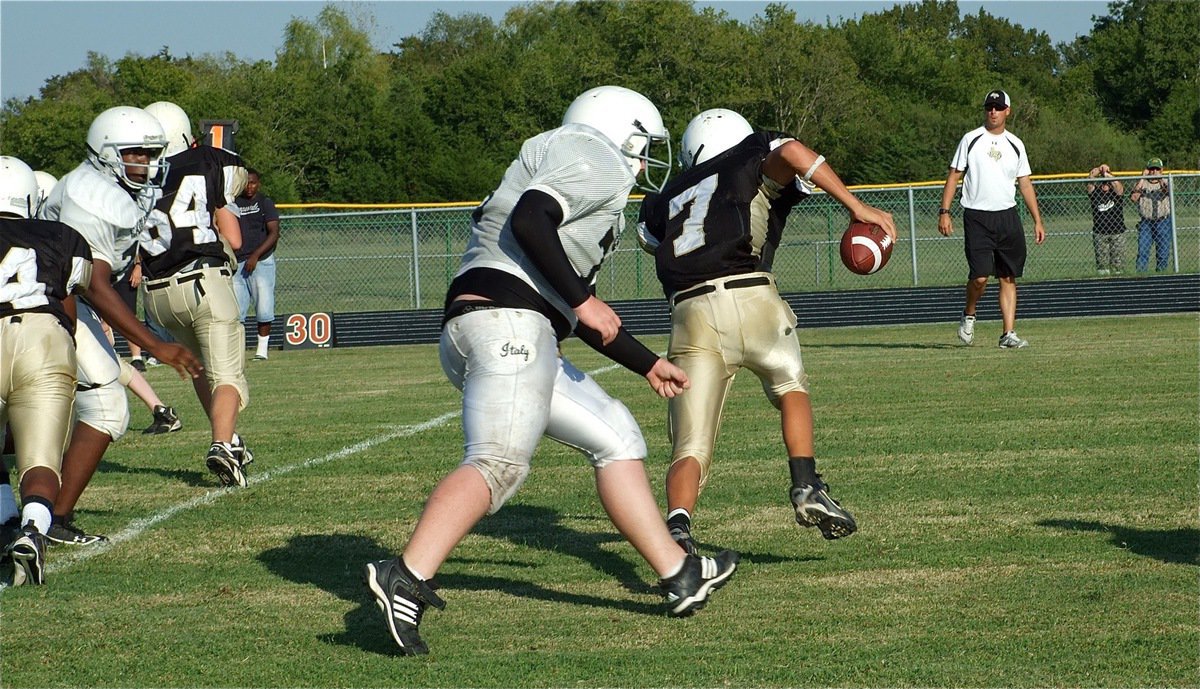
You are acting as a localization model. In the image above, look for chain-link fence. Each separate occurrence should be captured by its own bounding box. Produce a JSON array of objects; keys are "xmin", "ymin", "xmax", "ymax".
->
[{"xmin": 273, "ymin": 173, "xmax": 1199, "ymax": 314}]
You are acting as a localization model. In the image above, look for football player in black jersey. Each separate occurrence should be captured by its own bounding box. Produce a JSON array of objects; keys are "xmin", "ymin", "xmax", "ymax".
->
[
  {"xmin": 0, "ymin": 156, "xmax": 94, "ymax": 584},
  {"xmin": 141, "ymin": 101, "xmax": 254, "ymax": 488},
  {"xmin": 638, "ymin": 109, "xmax": 897, "ymax": 552}
]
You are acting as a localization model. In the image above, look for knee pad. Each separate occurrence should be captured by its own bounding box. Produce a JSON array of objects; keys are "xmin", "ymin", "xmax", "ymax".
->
[
  {"xmin": 75, "ymin": 381, "xmax": 130, "ymax": 441},
  {"xmin": 464, "ymin": 455, "xmax": 531, "ymax": 515}
]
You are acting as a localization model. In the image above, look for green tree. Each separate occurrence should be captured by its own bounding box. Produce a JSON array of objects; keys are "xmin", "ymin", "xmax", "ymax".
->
[{"xmin": 1086, "ymin": 0, "xmax": 1200, "ymax": 165}]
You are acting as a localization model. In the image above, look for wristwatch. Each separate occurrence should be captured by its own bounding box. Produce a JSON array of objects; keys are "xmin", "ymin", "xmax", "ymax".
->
[{"xmin": 938, "ymin": 208, "xmax": 951, "ymax": 216}]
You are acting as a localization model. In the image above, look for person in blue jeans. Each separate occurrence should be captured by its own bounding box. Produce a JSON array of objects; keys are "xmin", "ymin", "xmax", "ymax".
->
[
  {"xmin": 1130, "ymin": 158, "xmax": 1172, "ymax": 272},
  {"xmin": 232, "ymin": 168, "xmax": 280, "ymax": 360}
]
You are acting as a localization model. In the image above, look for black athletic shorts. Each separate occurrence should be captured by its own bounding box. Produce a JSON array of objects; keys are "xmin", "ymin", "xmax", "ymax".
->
[
  {"xmin": 963, "ymin": 206, "xmax": 1026, "ymax": 279},
  {"xmin": 113, "ymin": 272, "xmax": 138, "ymax": 312}
]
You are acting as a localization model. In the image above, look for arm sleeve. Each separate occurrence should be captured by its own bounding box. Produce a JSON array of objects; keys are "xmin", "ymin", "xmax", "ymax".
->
[
  {"xmin": 509, "ymin": 188, "xmax": 590, "ymax": 308},
  {"xmin": 574, "ymin": 321, "xmax": 659, "ymax": 376}
]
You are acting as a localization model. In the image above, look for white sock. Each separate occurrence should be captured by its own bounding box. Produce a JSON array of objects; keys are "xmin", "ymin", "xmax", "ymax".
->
[
  {"xmin": 401, "ymin": 557, "xmax": 428, "ymax": 581},
  {"xmin": 0, "ymin": 482, "xmax": 17, "ymax": 523},
  {"xmin": 22, "ymin": 501, "xmax": 52, "ymax": 535},
  {"xmin": 666, "ymin": 508, "xmax": 691, "ymax": 522},
  {"xmin": 256, "ymin": 335, "xmax": 270, "ymax": 357},
  {"xmin": 662, "ymin": 555, "xmax": 686, "ymax": 579}
]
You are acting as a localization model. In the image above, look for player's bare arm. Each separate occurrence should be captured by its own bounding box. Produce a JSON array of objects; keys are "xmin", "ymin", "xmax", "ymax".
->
[
  {"xmin": 938, "ymin": 168, "xmax": 964, "ymax": 236},
  {"xmin": 766, "ymin": 140, "xmax": 897, "ymax": 242},
  {"xmin": 214, "ymin": 205, "xmax": 242, "ymax": 251},
  {"xmin": 1017, "ymin": 176, "xmax": 1046, "ymax": 244}
]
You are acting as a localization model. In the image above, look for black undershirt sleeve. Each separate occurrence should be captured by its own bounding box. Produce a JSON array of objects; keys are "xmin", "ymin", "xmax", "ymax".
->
[
  {"xmin": 509, "ymin": 189, "xmax": 591, "ymax": 309},
  {"xmin": 574, "ymin": 321, "xmax": 660, "ymax": 377}
]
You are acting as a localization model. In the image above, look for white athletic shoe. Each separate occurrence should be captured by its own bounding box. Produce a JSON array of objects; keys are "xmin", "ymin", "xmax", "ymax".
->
[
  {"xmin": 998, "ymin": 331, "xmax": 1029, "ymax": 349},
  {"xmin": 957, "ymin": 314, "xmax": 976, "ymax": 345}
]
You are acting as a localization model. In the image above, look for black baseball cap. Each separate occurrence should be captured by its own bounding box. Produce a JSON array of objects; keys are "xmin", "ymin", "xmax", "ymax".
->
[{"xmin": 983, "ymin": 90, "xmax": 1011, "ymax": 109}]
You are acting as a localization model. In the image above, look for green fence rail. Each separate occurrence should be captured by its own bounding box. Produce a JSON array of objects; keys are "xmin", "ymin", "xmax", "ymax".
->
[{"xmin": 269, "ymin": 174, "xmax": 1199, "ymax": 315}]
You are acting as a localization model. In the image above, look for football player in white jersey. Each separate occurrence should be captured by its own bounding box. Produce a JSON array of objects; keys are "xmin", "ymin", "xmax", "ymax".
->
[
  {"xmin": 363, "ymin": 86, "xmax": 739, "ymax": 656},
  {"xmin": 639, "ymin": 109, "xmax": 897, "ymax": 553},
  {"xmin": 39, "ymin": 106, "xmax": 204, "ymax": 545}
]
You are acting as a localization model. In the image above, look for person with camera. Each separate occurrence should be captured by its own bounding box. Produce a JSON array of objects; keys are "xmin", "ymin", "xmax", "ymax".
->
[
  {"xmin": 1086, "ymin": 164, "xmax": 1126, "ymax": 275},
  {"xmin": 1129, "ymin": 158, "xmax": 1172, "ymax": 272}
]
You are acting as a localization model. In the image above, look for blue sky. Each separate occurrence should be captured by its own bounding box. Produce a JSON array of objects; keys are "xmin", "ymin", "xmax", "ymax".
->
[{"xmin": 1, "ymin": 1, "xmax": 1109, "ymax": 103}]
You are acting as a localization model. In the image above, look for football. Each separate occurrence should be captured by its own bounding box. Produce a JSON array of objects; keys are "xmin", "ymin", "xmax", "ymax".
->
[{"xmin": 839, "ymin": 222, "xmax": 893, "ymax": 275}]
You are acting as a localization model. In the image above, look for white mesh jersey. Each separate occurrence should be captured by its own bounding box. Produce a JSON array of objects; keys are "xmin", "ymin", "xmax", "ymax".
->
[
  {"xmin": 949, "ymin": 126, "xmax": 1032, "ymax": 211},
  {"xmin": 40, "ymin": 161, "xmax": 158, "ymax": 282},
  {"xmin": 456, "ymin": 123, "xmax": 637, "ymax": 327}
]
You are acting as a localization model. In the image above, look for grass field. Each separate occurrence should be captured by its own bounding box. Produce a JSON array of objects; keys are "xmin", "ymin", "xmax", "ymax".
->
[{"xmin": 1, "ymin": 314, "xmax": 1196, "ymax": 687}]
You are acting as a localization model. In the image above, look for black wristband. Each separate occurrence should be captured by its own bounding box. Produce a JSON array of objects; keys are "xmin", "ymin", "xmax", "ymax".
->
[{"xmin": 938, "ymin": 208, "xmax": 951, "ymax": 216}]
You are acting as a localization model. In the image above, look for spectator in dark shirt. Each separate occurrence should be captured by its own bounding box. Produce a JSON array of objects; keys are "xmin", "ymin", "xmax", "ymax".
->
[
  {"xmin": 1086, "ymin": 164, "xmax": 1126, "ymax": 274},
  {"xmin": 232, "ymin": 169, "xmax": 280, "ymax": 360}
]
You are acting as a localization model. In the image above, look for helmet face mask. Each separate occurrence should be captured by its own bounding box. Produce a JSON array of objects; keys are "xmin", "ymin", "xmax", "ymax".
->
[
  {"xmin": 0, "ymin": 156, "xmax": 40, "ymax": 219},
  {"xmin": 86, "ymin": 106, "xmax": 170, "ymax": 190},
  {"xmin": 562, "ymin": 85, "xmax": 672, "ymax": 193},
  {"xmin": 680, "ymin": 108, "xmax": 753, "ymax": 169}
]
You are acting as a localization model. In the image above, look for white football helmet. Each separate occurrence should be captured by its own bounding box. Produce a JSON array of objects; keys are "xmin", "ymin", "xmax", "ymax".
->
[
  {"xmin": 33, "ymin": 170, "xmax": 58, "ymax": 216},
  {"xmin": 0, "ymin": 156, "xmax": 40, "ymax": 219},
  {"xmin": 86, "ymin": 106, "xmax": 169, "ymax": 189},
  {"xmin": 144, "ymin": 101, "xmax": 195, "ymax": 156},
  {"xmin": 562, "ymin": 85, "xmax": 672, "ymax": 192},
  {"xmin": 680, "ymin": 108, "xmax": 753, "ymax": 169}
]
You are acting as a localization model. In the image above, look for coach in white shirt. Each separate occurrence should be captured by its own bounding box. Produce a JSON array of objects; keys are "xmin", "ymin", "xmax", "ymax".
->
[{"xmin": 937, "ymin": 89, "xmax": 1046, "ymax": 349}]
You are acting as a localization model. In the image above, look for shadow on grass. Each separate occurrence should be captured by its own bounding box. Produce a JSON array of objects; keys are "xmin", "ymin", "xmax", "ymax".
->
[
  {"xmin": 258, "ymin": 505, "xmax": 790, "ymax": 655},
  {"xmin": 258, "ymin": 531, "xmax": 677, "ymax": 656},
  {"xmin": 258, "ymin": 533, "xmax": 406, "ymax": 656},
  {"xmin": 472, "ymin": 504, "xmax": 649, "ymax": 594},
  {"xmin": 95, "ymin": 459, "xmax": 213, "ymax": 487},
  {"xmin": 471, "ymin": 504, "xmax": 805, "ymax": 590},
  {"xmin": 1038, "ymin": 519, "xmax": 1199, "ymax": 566}
]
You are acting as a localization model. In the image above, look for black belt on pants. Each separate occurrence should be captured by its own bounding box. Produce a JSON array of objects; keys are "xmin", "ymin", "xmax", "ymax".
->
[
  {"xmin": 672, "ymin": 275, "xmax": 771, "ymax": 306},
  {"xmin": 145, "ymin": 265, "xmax": 232, "ymax": 293}
]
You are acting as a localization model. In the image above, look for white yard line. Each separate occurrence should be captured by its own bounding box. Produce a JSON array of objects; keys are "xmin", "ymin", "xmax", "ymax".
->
[{"xmin": 1, "ymin": 361, "xmax": 625, "ymax": 591}]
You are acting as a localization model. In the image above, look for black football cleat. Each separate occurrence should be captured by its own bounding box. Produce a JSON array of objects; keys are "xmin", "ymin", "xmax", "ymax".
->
[
  {"xmin": 660, "ymin": 550, "xmax": 738, "ymax": 617},
  {"xmin": 790, "ymin": 476, "xmax": 857, "ymax": 540},
  {"xmin": 363, "ymin": 558, "xmax": 446, "ymax": 655},
  {"xmin": 206, "ymin": 442, "xmax": 247, "ymax": 488},
  {"xmin": 9, "ymin": 522, "xmax": 47, "ymax": 586},
  {"xmin": 143, "ymin": 405, "xmax": 182, "ymax": 435}
]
